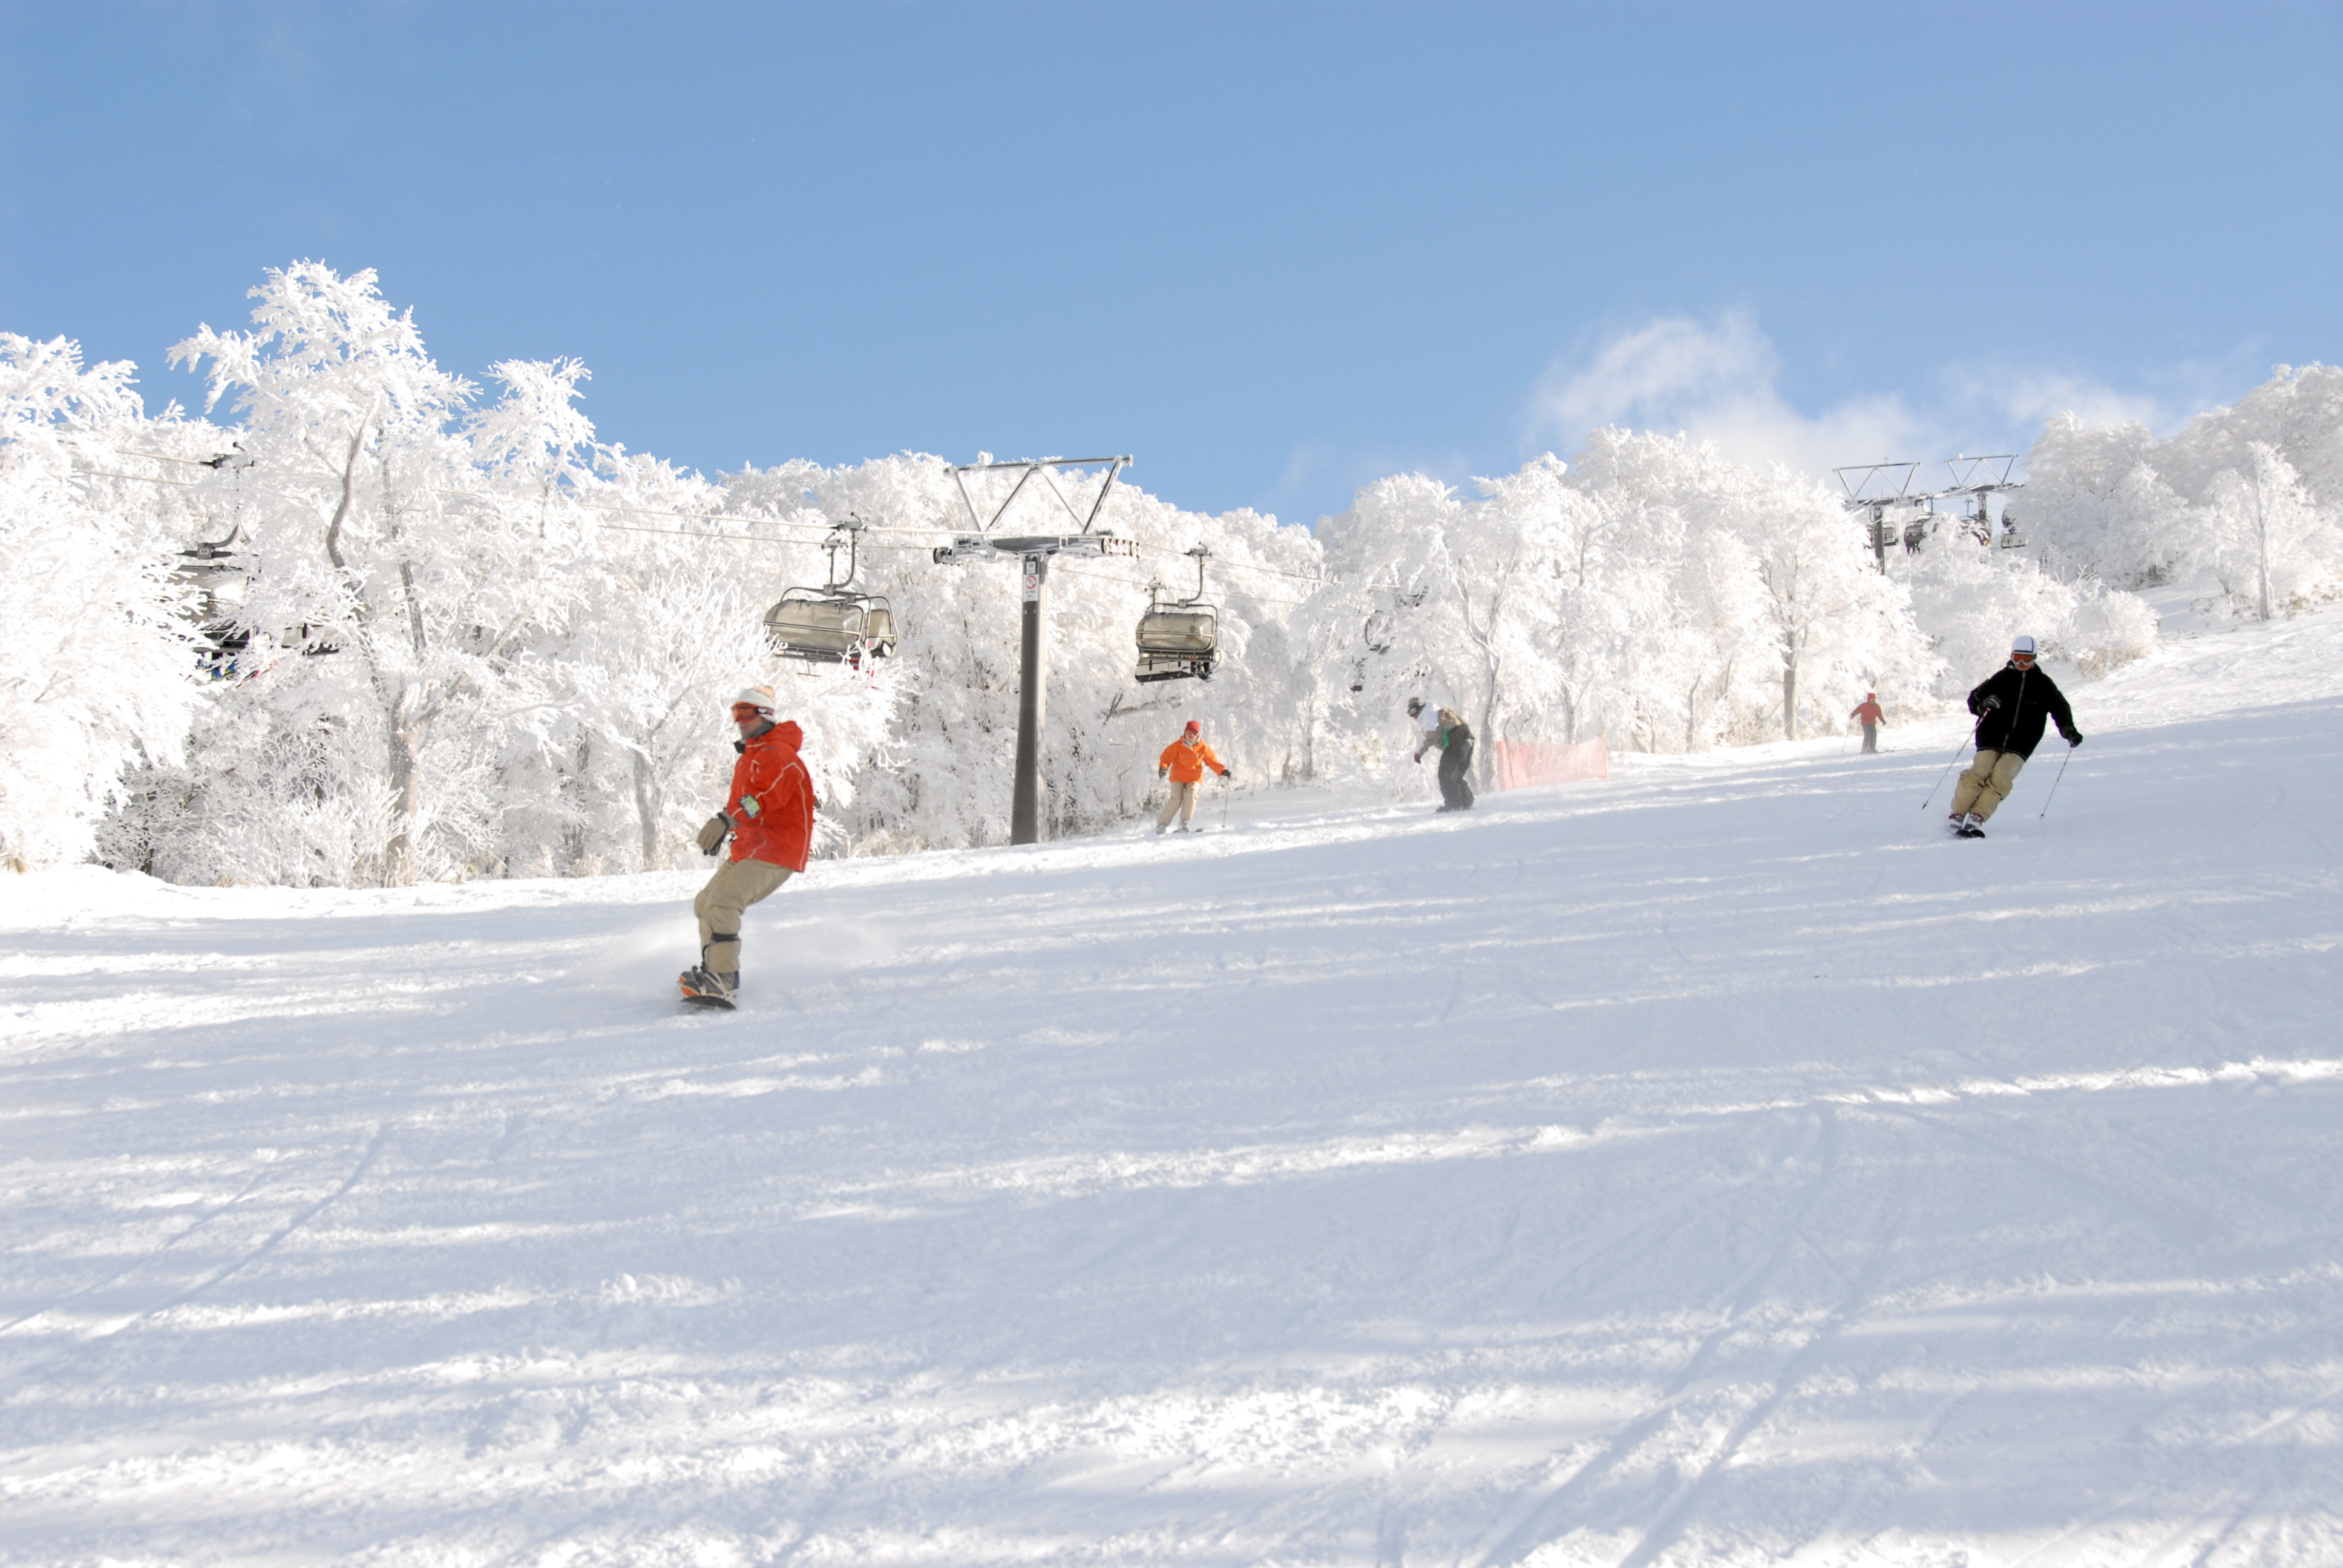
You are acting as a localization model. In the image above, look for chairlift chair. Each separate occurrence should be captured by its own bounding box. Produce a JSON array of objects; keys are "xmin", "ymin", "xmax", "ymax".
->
[
  {"xmin": 177, "ymin": 534, "xmax": 251, "ymax": 679},
  {"xmin": 1348, "ymin": 590, "xmax": 1417, "ymax": 691},
  {"xmin": 1134, "ymin": 546, "xmax": 1218, "ymax": 684},
  {"xmin": 764, "ymin": 518, "xmax": 897, "ymax": 667},
  {"xmin": 173, "ymin": 448, "xmax": 260, "ymax": 678}
]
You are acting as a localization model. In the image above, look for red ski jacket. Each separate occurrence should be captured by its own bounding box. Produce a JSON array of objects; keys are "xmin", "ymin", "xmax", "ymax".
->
[{"xmin": 726, "ymin": 721, "xmax": 818, "ymax": 871}]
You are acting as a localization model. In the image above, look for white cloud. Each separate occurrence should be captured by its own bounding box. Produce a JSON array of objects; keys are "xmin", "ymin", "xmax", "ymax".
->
[{"xmin": 1525, "ymin": 312, "xmax": 2200, "ymax": 489}]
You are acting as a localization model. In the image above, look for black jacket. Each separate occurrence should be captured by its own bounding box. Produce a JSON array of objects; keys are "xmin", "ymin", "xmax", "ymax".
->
[{"xmin": 1967, "ymin": 663, "xmax": 2080, "ymax": 758}]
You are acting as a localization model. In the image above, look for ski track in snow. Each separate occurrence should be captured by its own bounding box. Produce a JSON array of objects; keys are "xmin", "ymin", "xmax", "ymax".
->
[{"xmin": 3, "ymin": 606, "xmax": 2342, "ymax": 1565}]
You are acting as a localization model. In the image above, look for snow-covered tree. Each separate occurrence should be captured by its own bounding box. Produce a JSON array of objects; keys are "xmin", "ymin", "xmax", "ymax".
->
[
  {"xmin": 2205, "ymin": 443, "xmax": 2337, "ymax": 621},
  {"xmin": 2022, "ymin": 366, "xmax": 2343, "ymax": 619},
  {"xmin": 2021, "ymin": 413, "xmax": 2194, "ymax": 589},
  {"xmin": 0, "ymin": 335, "xmax": 202, "ymax": 869}
]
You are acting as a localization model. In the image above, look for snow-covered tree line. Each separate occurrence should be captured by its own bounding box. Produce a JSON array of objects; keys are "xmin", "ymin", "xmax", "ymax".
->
[
  {"xmin": 3, "ymin": 263, "xmax": 2324, "ymax": 881},
  {"xmin": 2022, "ymin": 365, "xmax": 2343, "ymax": 618}
]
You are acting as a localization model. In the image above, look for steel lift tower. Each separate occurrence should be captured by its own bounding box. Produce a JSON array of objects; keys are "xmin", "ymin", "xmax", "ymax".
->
[
  {"xmin": 933, "ymin": 456, "xmax": 1136, "ymax": 845},
  {"xmin": 1834, "ymin": 456, "xmax": 2027, "ymax": 572}
]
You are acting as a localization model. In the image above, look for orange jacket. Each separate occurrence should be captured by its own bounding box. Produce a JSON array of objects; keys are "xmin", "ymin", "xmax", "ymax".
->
[
  {"xmin": 727, "ymin": 720, "xmax": 819, "ymax": 871},
  {"xmin": 1850, "ymin": 699, "xmax": 1884, "ymax": 725},
  {"xmin": 1158, "ymin": 736, "xmax": 1227, "ymax": 784}
]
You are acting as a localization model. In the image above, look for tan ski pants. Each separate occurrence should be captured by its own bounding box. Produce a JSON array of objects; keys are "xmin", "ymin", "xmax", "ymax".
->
[
  {"xmin": 1950, "ymin": 749, "xmax": 2026, "ymax": 822},
  {"xmin": 1158, "ymin": 780, "xmax": 1201, "ymax": 826},
  {"xmin": 694, "ymin": 857, "xmax": 793, "ymax": 975}
]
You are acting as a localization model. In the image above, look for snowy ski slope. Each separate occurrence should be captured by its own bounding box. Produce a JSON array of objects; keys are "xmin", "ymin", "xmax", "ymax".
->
[{"xmin": 4, "ymin": 604, "xmax": 2342, "ymax": 1566}]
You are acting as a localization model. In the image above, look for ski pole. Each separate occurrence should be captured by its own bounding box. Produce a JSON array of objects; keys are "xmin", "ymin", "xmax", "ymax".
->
[
  {"xmin": 1921, "ymin": 733, "xmax": 1974, "ymax": 811},
  {"xmin": 2037, "ymin": 745, "xmax": 2074, "ymax": 818},
  {"xmin": 1222, "ymin": 772, "xmax": 1231, "ymax": 831}
]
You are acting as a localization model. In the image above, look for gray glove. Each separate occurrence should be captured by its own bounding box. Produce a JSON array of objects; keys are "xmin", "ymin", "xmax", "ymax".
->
[{"xmin": 696, "ymin": 814, "xmax": 732, "ymax": 857}]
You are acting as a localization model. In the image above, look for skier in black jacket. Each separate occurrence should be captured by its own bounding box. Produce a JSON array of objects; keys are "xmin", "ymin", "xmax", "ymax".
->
[{"xmin": 1948, "ymin": 634, "xmax": 2083, "ymax": 837}]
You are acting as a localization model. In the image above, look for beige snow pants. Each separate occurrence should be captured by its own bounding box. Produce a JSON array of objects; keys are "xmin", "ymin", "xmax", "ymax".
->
[
  {"xmin": 1950, "ymin": 749, "xmax": 2026, "ymax": 822},
  {"xmin": 694, "ymin": 857, "xmax": 793, "ymax": 975},
  {"xmin": 1158, "ymin": 780, "xmax": 1201, "ymax": 826}
]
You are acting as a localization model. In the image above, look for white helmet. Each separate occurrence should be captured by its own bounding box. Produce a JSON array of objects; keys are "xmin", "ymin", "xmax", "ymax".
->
[
  {"xmin": 2011, "ymin": 635, "xmax": 2037, "ymax": 656},
  {"xmin": 732, "ymin": 685, "xmax": 777, "ymax": 715}
]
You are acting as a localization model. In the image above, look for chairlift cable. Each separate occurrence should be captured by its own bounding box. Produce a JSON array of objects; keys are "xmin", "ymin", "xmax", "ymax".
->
[
  {"xmin": 74, "ymin": 468, "xmax": 208, "ymax": 488},
  {"xmin": 84, "ymin": 468, "xmax": 1324, "ymax": 573},
  {"xmin": 1050, "ymin": 561, "xmax": 1309, "ymax": 606},
  {"xmin": 1195, "ymin": 556, "xmax": 1326, "ymax": 586},
  {"xmin": 110, "ymin": 447, "xmax": 231, "ymax": 468},
  {"xmin": 78, "ymin": 468, "xmax": 1322, "ymax": 595},
  {"xmin": 592, "ymin": 520, "xmax": 945, "ymax": 552}
]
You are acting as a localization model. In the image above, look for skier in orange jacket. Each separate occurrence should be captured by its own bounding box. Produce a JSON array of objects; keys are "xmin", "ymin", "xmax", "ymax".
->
[{"xmin": 1156, "ymin": 720, "xmax": 1231, "ymax": 834}]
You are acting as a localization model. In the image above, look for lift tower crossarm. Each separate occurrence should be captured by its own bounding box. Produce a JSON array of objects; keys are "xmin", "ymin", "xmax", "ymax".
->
[{"xmin": 947, "ymin": 456, "xmax": 1133, "ymax": 536}]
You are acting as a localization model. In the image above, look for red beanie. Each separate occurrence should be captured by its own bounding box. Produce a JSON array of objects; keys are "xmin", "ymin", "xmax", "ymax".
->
[{"xmin": 1184, "ymin": 720, "xmax": 1201, "ymax": 734}]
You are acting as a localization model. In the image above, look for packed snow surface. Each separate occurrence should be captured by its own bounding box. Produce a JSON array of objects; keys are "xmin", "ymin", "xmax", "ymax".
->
[{"xmin": 5, "ymin": 606, "xmax": 2342, "ymax": 1567}]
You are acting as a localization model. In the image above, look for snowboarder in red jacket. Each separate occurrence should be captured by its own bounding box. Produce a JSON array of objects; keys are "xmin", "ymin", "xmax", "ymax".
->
[{"xmin": 681, "ymin": 686, "xmax": 818, "ymax": 1007}]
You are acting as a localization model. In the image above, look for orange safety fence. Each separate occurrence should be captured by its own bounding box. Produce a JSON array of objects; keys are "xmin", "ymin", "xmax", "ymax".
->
[{"xmin": 1491, "ymin": 738, "xmax": 1610, "ymax": 789}]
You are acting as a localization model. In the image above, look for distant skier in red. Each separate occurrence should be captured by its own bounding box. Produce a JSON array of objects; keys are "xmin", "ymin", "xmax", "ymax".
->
[
  {"xmin": 1850, "ymin": 692, "xmax": 1884, "ymax": 753},
  {"xmin": 681, "ymin": 686, "xmax": 817, "ymax": 1008}
]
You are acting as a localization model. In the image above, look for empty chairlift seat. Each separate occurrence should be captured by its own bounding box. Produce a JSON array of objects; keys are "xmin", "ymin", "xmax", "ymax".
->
[
  {"xmin": 1135, "ymin": 604, "xmax": 1216, "ymax": 683},
  {"xmin": 764, "ymin": 517, "xmax": 897, "ymax": 668},
  {"xmin": 764, "ymin": 591, "xmax": 896, "ymax": 665},
  {"xmin": 1134, "ymin": 545, "xmax": 1220, "ymax": 684}
]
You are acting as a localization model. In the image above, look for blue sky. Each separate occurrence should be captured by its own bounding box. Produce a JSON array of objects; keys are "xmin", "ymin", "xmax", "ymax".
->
[{"xmin": 4, "ymin": 2, "xmax": 2338, "ymax": 524}]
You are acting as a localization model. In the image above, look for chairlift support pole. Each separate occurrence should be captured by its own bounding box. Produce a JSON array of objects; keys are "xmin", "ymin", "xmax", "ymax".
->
[
  {"xmin": 1833, "ymin": 462, "xmax": 1920, "ymax": 577},
  {"xmin": 934, "ymin": 455, "xmax": 1136, "ymax": 846},
  {"xmin": 1013, "ymin": 553, "xmax": 1050, "ymax": 844}
]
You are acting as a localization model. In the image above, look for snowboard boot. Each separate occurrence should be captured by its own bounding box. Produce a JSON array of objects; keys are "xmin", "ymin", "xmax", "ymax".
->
[{"xmin": 679, "ymin": 966, "xmax": 738, "ymax": 1008}]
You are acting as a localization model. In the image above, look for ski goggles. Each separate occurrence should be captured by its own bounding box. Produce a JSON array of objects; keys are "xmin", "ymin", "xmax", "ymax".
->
[{"xmin": 732, "ymin": 702, "xmax": 772, "ymax": 722}]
